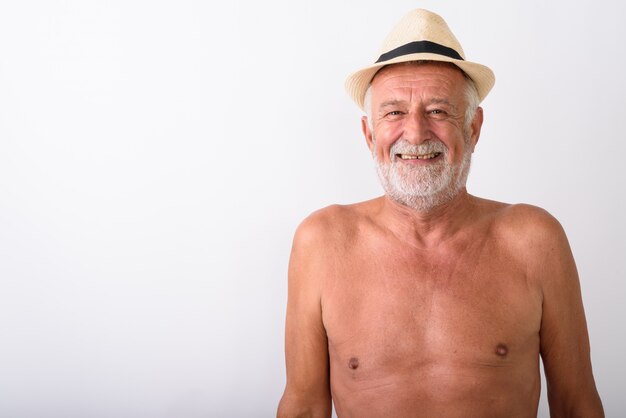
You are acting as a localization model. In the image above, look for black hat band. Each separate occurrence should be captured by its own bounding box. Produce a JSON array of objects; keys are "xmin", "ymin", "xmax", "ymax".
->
[{"xmin": 376, "ymin": 40, "xmax": 464, "ymax": 63}]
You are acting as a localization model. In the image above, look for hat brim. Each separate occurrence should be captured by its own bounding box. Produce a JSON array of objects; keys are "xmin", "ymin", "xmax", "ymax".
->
[{"xmin": 345, "ymin": 53, "xmax": 495, "ymax": 111}]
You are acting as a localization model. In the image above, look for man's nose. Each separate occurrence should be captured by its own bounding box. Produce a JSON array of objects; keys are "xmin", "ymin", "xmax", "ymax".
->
[{"xmin": 402, "ymin": 112, "xmax": 430, "ymax": 144}]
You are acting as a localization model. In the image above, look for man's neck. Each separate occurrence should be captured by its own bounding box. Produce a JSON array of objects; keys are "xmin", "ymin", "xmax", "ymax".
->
[{"xmin": 378, "ymin": 189, "xmax": 476, "ymax": 249}]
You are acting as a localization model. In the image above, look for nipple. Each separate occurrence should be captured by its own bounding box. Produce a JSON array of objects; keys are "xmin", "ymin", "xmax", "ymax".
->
[
  {"xmin": 348, "ymin": 357, "xmax": 360, "ymax": 370},
  {"xmin": 495, "ymin": 344, "xmax": 508, "ymax": 357}
]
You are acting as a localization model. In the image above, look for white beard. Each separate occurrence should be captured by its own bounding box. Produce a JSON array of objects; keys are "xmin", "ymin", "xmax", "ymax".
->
[{"xmin": 373, "ymin": 139, "xmax": 472, "ymax": 212}]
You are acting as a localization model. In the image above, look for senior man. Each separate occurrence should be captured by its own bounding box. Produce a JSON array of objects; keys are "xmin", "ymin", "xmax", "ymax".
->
[{"xmin": 277, "ymin": 9, "xmax": 603, "ymax": 418}]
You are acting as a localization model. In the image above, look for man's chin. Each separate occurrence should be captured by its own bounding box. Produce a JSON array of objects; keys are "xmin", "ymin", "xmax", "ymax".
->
[
  {"xmin": 374, "ymin": 155, "xmax": 472, "ymax": 212},
  {"xmin": 384, "ymin": 186, "xmax": 461, "ymax": 212}
]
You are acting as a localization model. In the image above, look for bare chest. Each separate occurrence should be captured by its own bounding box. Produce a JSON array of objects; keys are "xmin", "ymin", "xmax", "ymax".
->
[{"xmin": 321, "ymin": 235, "xmax": 543, "ymax": 379}]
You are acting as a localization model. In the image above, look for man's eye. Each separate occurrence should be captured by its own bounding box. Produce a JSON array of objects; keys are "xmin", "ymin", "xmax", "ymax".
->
[
  {"xmin": 429, "ymin": 109, "xmax": 444, "ymax": 114},
  {"xmin": 385, "ymin": 111, "xmax": 403, "ymax": 117}
]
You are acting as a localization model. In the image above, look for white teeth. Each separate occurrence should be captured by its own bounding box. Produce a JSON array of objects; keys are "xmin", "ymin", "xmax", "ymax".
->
[{"xmin": 399, "ymin": 152, "xmax": 439, "ymax": 160}]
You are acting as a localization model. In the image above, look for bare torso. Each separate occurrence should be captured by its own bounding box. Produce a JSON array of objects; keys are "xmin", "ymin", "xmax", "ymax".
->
[
  {"xmin": 319, "ymin": 196, "xmax": 543, "ymax": 417},
  {"xmin": 279, "ymin": 54, "xmax": 602, "ymax": 418}
]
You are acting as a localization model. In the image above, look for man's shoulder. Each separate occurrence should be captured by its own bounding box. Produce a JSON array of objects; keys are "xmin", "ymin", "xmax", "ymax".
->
[
  {"xmin": 490, "ymin": 202, "xmax": 564, "ymax": 236},
  {"xmin": 484, "ymin": 202, "xmax": 581, "ymax": 292},
  {"xmin": 480, "ymin": 200, "xmax": 569, "ymax": 257},
  {"xmin": 293, "ymin": 198, "xmax": 381, "ymax": 246}
]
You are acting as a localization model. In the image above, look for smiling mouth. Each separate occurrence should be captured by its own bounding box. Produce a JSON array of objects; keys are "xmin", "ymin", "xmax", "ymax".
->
[{"xmin": 397, "ymin": 152, "xmax": 442, "ymax": 160}]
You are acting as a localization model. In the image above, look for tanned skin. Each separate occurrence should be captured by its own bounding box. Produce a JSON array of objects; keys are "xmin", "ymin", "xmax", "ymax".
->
[{"xmin": 277, "ymin": 63, "xmax": 603, "ymax": 418}]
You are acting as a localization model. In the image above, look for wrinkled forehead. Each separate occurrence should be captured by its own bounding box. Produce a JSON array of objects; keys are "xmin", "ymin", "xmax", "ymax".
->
[{"xmin": 367, "ymin": 61, "xmax": 468, "ymax": 108}]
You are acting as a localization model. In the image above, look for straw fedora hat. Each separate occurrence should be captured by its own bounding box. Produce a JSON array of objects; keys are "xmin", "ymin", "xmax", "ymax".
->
[{"xmin": 345, "ymin": 9, "xmax": 495, "ymax": 110}]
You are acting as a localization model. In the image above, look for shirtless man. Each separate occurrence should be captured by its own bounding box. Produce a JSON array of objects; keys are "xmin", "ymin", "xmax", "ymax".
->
[{"xmin": 277, "ymin": 9, "xmax": 603, "ymax": 418}]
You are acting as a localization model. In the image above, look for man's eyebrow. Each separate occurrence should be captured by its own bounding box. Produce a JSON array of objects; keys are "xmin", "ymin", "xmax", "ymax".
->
[
  {"xmin": 376, "ymin": 100, "xmax": 406, "ymax": 116},
  {"xmin": 427, "ymin": 98, "xmax": 458, "ymax": 110},
  {"xmin": 379, "ymin": 100, "xmax": 404, "ymax": 109},
  {"xmin": 377, "ymin": 98, "xmax": 459, "ymax": 110}
]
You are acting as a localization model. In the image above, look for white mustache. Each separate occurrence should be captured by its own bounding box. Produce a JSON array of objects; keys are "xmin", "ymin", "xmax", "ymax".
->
[{"xmin": 390, "ymin": 139, "xmax": 446, "ymax": 157}]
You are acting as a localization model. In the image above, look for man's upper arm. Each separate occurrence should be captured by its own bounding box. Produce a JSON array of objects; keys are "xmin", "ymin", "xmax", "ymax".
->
[
  {"xmin": 278, "ymin": 214, "xmax": 332, "ymax": 418},
  {"xmin": 528, "ymin": 209, "xmax": 603, "ymax": 417}
]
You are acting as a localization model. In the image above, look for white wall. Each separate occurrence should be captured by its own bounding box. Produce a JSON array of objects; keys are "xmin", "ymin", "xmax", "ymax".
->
[{"xmin": 0, "ymin": 1, "xmax": 623, "ymax": 417}]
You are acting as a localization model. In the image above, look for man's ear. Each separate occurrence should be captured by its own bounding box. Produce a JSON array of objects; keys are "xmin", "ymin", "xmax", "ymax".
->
[
  {"xmin": 469, "ymin": 107, "xmax": 484, "ymax": 152},
  {"xmin": 361, "ymin": 116, "xmax": 374, "ymax": 152}
]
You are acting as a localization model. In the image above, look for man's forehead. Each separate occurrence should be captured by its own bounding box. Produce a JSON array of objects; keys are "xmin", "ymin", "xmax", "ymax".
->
[{"xmin": 369, "ymin": 62, "xmax": 466, "ymax": 104}]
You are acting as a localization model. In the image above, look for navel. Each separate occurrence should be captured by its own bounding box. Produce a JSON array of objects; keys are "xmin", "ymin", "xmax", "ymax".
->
[
  {"xmin": 348, "ymin": 357, "xmax": 360, "ymax": 370},
  {"xmin": 495, "ymin": 343, "xmax": 508, "ymax": 357}
]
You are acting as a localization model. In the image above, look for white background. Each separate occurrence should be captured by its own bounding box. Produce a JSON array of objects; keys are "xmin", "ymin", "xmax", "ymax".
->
[{"xmin": 0, "ymin": 1, "xmax": 624, "ymax": 417}]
